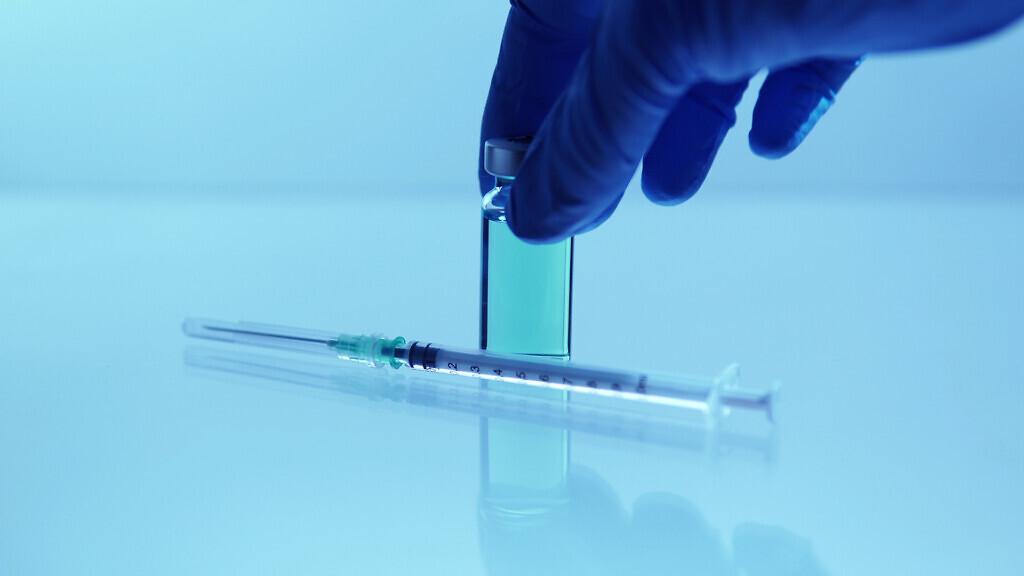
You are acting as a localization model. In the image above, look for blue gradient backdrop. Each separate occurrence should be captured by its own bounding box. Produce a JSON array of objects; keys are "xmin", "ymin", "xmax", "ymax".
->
[{"xmin": 2, "ymin": 1, "xmax": 1023, "ymax": 191}]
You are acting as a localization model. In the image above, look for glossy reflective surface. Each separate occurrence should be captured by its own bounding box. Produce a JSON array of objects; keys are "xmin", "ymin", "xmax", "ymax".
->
[{"xmin": 2, "ymin": 187, "xmax": 1023, "ymax": 574}]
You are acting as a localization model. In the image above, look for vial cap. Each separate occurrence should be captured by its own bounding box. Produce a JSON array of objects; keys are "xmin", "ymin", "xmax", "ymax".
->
[{"xmin": 484, "ymin": 136, "xmax": 533, "ymax": 179}]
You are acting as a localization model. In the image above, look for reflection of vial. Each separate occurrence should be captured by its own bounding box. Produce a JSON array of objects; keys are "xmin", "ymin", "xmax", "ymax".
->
[
  {"xmin": 479, "ymin": 137, "xmax": 572, "ymax": 517},
  {"xmin": 480, "ymin": 137, "xmax": 573, "ymax": 358}
]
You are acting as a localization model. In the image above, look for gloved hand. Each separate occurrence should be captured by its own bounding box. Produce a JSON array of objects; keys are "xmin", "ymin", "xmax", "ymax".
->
[{"xmin": 479, "ymin": 0, "xmax": 1024, "ymax": 243}]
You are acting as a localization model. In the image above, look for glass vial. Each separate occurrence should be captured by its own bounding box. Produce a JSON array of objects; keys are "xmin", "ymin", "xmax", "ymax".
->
[
  {"xmin": 479, "ymin": 136, "xmax": 573, "ymax": 518},
  {"xmin": 480, "ymin": 136, "xmax": 573, "ymax": 358}
]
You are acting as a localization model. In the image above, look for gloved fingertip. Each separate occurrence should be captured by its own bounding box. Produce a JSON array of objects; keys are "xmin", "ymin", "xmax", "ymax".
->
[
  {"xmin": 505, "ymin": 189, "xmax": 574, "ymax": 245},
  {"xmin": 641, "ymin": 169, "xmax": 702, "ymax": 206},
  {"xmin": 748, "ymin": 130, "xmax": 799, "ymax": 159},
  {"xmin": 749, "ymin": 94, "xmax": 832, "ymax": 159},
  {"xmin": 639, "ymin": 80, "xmax": 749, "ymax": 205},
  {"xmin": 506, "ymin": 213, "xmax": 573, "ymax": 245},
  {"xmin": 749, "ymin": 58, "xmax": 861, "ymax": 159},
  {"xmin": 505, "ymin": 171, "xmax": 622, "ymax": 244},
  {"xmin": 570, "ymin": 193, "xmax": 623, "ymax": 234}
]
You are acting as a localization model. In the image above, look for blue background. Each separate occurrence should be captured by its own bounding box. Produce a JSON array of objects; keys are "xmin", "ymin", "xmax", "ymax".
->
[
  {"xmin": 2, "ymin": 2, "xmax": 1023, "ymax": 575},
  {"xmin": 2, "ymin": 1, "xmax": 1024, "ymax": 190}
]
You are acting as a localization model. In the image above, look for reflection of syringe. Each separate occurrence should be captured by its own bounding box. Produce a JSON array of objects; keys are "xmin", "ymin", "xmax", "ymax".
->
[{"xmin": 182, "ymin": 318, "xmax": 780, "ymax": 422}]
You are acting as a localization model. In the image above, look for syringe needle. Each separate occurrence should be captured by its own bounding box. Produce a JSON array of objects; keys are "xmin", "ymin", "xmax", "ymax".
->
[
  {"xmin": 201, "ymin": 324, "xmax": 335, "ymax": 346},
  {"xmin": 182, "ymin": 318, "xmax": 343, "ymax": 357}
]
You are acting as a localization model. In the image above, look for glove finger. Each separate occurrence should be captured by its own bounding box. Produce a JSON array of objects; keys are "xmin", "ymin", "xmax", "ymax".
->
[
  {"xmin": 478, "ymin": 2, "xmax": 599, "ymax": 195},
  {"xmin": 507, "ymin": 1, "xmax": 695, "ymax": 243},
  {"xmin": 571, "ymin": 189, "xmax": 624, "ymax": 235},
  {"xmin": 748, "ymin": 57, "xmax": 862, "ymax": 159},
  {"xmin": 640, "ymin": 79, "xmax": 750, "ymax": 206}
]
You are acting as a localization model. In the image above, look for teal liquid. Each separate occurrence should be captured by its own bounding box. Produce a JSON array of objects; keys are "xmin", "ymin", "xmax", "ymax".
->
[
  {"xmin": 479, "ymin": 199, "xmax": 573, "ymax": 512},
  {"xmin": 481, "ymin": 217, "xmax": 572, "ymax": 357}
]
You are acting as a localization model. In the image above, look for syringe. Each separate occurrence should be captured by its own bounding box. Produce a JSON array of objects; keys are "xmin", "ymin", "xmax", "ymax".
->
[{"xmin": 182, "ymin": 318, "xmax": 779, "ymax": 422}]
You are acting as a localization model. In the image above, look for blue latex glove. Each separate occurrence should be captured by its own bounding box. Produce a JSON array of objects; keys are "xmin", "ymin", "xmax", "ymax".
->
[{"xmin": 480, "ymin": 0, "xmax": 1024, "ymax": 243}]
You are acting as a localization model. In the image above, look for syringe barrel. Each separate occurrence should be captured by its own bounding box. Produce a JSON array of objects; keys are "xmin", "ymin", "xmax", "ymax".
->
[{"xmin": 408, "ymin": 344, "xmax": 719, "ymax": 411}]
